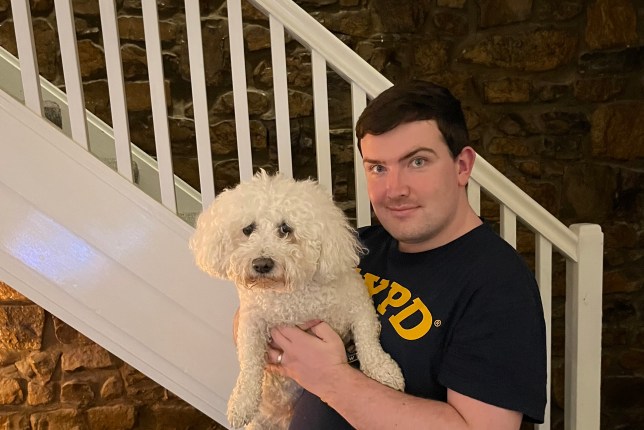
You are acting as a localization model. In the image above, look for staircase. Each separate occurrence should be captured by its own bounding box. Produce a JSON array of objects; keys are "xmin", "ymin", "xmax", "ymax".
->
[{"xmin": 0, "ymin": 1, "xmax": 603, "ymax": 429}]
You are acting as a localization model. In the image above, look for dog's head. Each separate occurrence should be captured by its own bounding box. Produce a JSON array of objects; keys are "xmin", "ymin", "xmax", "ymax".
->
[{"xmin": 189, "ymin": 171, "xmax": 364, "ymax": 291}]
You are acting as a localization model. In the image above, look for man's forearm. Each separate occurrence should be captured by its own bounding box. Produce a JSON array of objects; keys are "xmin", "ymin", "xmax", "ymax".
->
[{"xmin": 315, "ymin": 365, "xmax": 469, "ymax": 430}]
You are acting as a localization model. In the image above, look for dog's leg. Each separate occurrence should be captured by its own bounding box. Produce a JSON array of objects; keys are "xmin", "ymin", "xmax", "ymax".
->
[
  {"xmin": 351, "ymin": 301, "xmax": 405, "ymax": 392},
  {"xmin": 246, "ymin": 372, "xmax": 302, "ymax": 430},
  {"xmin": 227, "ymin": 320, "xmax": 269, "ymax": 428}
]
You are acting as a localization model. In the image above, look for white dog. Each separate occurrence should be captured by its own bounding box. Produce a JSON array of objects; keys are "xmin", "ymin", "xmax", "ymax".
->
[{"xmin": 190, "ymin": 171, "xmax": 404, "ymax": 429}]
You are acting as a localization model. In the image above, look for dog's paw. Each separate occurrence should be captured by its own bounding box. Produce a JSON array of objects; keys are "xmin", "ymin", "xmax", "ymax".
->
[
  {"xmin": 227, "ymin": 388, "xmax": 261, "ymax": 429},
  {"xmin": 227, "ymin": 402, "xmax": 256, "ymax": 429},
  {"xmin": 363, "ymin": 356, "xmax": 405, "ymax": 392}
]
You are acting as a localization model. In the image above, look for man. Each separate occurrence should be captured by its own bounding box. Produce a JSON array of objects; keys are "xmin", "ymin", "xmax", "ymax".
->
[{"xmin": 267, "ymin": 80, "xmax": 547, "ymax": 429}]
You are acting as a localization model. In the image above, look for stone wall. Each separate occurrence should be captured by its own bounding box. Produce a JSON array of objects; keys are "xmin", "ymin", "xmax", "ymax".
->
[{"xmin": 0, "ymin": 0, "xmax": 642, "ymax": 429}]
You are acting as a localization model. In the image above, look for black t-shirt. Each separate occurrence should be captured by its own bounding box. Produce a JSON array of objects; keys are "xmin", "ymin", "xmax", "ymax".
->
[{"xmin": 289, "ymin": 222, "xmax": 547, "ymax": 429}]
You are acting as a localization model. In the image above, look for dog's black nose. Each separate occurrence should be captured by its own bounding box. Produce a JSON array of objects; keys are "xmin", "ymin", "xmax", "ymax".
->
[{"xmin": 252, "ymin": 257, "xmax": 274, "ymax": 274}]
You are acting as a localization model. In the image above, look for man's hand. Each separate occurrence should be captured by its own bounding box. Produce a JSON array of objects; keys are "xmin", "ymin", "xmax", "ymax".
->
[{"xmin": 266, "ymin": 322, "xmax": 348, "ymax": 391}]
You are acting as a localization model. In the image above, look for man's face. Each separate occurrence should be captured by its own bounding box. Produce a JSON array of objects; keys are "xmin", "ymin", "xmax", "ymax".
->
[{"xmin": 361, "ymin": 120, "xmax": 471, "ymax": 252}]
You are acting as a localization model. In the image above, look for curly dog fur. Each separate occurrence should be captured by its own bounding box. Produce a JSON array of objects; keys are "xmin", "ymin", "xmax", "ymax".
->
[{"xmin": 190, "ymin": 171, "xmax": 404, "ymax": 429}]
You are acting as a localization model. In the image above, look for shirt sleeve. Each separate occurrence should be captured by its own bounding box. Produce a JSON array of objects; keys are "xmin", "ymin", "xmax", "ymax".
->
[{"xmin": 437, "ymin": 262, "xmax": 547, "ymax": 423}]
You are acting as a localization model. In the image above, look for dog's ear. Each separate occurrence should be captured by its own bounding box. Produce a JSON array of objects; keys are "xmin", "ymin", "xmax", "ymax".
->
[
  {"xmin": 315, "ymin": 203, "xmax": 365, "ymax": 284},
  {"xmin": 189, "ymin": 193, "xmax": 233, "ymax": 279}
]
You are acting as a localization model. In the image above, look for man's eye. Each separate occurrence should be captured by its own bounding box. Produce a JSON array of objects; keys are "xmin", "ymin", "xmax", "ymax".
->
[
  {"xmin": 278, "ymin": 222, "xmax": 293, "ymax": 238},
  {"xmin": 369, "ymin": 164, "xmax": 385, "ymax": 174},
  {"xmin": 242, "ymin": 223, "xmax": 255, "ymax": 236},
  {"xmin": 411, "ymin": 158, "xmax": 426, "ymax": 168}
]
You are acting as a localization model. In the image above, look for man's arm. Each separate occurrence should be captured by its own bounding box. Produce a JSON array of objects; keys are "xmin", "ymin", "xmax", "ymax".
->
[{"xmin": 269, "ymin": 323, "xmax": 522, "ymax": 430}]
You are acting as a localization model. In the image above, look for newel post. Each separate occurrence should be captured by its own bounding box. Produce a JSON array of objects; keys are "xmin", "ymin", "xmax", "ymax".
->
[{"xmin": 565, "ymin": 223, "xmax": 603, "ymax": 430}]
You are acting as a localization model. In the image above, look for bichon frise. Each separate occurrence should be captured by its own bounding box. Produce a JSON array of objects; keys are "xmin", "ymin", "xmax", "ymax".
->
[{"xmin": 190, "ymin": 171, "xmax": 404, "ymax": 429}]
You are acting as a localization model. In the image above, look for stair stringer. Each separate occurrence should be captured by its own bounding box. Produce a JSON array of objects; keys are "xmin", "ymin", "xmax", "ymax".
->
[{"xmin": 0, "ymin": 89, "xmax": 237, "ymax": 427}]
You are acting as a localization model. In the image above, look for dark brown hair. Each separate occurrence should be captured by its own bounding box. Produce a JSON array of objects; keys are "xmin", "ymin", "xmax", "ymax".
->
[{"xmin": 356, "ymin": 80, "xmax": 470, "ymax": 158}]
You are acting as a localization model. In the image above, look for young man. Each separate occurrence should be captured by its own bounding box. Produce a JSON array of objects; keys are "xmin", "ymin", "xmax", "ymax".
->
[{"xmin": 267, "ymin": 80, "xmax": 547, "ymax": 429}]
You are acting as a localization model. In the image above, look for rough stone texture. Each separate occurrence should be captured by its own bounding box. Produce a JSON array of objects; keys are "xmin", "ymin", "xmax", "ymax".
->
[
  {"xmin": 86, "ymin": 405, "xmax": 137, "ymax": 430},
  {"xmin": 477, "ymin": 0, "xmax": 533, "ymax": 28},
  {"xmin": 585, "ymin": 0, "xmax": 638, "ymax": 50},
  {"xmin": 62, "ymin": 344, "xmax": 113, "ymax": 372},
  {"xmin": 591, "ymin": 102, "xmax": 644, "ymax": 160},
  {"xmin": 460, "ymin": 30, "xmax": 578, "ymax": 71},
  {"xmin": 0, "ymin": 0, "xmax": 642, "ymax": 428},
  {"xmin": 0, "ymin": 305, "xmax": 44, "ymax": 350},
  {"xmin": 60, "ymin": 380, "xmax": 95, "ymax": 407},
  {"xmin": 0, "ymin": 378, "xmax": 23, "ymax": 404}
]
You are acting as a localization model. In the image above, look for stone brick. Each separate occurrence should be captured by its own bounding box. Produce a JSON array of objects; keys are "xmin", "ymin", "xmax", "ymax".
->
[
  {"xmin": 213, "ymin": 89, "xmax": 270, "ymax": 116},
  {"xmin": 0, "ymin": 305, "xmax": 44, "ymax": 351},
  {"xmin": 539, "ymin": 111, "xmax": 589, "ymax": 135},
  {"xmin": 77, "ymin": 39, "xmax": 105, "ymax": 79},
  {"xmin": 120, "ymin": 364, "xmax": 165, "ymax": 401},
  {"xmin": 52, "ymin": 316, "xmax": 93, "ymax": 345},
  {"xmin": 534, "ymin": 0, "xmax": 583, "ymax": 21},
  {"xmin": 0, "ymin": 413, "xmax": 29, "ymax": 430},
  {"xmin": 604, "ymin": 268, "xmax": 642, "ymax": 294},
  {"xmin": 477, "ymin": 0, "xmax": 533, "ymax": 28},
  {"xmin": 101, "ymin": 375, "xmax": 125, "ymax": 399},
  {"xmin": 585, "ymin": 0, "xmax": 638, "ymax": 50},
  {"xmin": 591, "ymin": 103, "xmax": 644, "ymax": 160},
  {"xmin": 189, "ymin": 20, "xmax": 229, "ymax": 86},
  {"xmin": 574, "ymin": 77, "xmax": 625, "ymax": 102},
  {"xmin": 286, "ymin": 90, "xmax": 314, "ymax": 119},
  {"xmin": 372, "ymin": 0, "xmax": 426, "ymax": 33},
  {"xmin": 62, "ymin": 344, "xmax": 113, "ymax": 372},
  {"xmin": 118, "ymin": 16, "xmax": 177, "ymax": 43},
  {"xmin": 121, "ymin": 44, "xmax": 148, "ymax": 79},
  {"xmin": 60, "ymin": 380, "xmax": 94, "ymax": 406},
  {"xmin": 27, "ymin": 380, "xmax": 55, "ymax": 406},
  {"xmin": 482, "ymin": 78, "xmax": 531, "ymax": 103},
  {"xmin": 0, "ymin": 378, "xmax": 23, "ymax": 404},
  {"xmin": 30, "ymin": 409, "xmax": 85, "ymax": 430},
  {"xmin": 414, "ymin": 40, "xmax": 449, "ymax": 75},
  {"xmin": 487, "ymin": 136, "xmax": 534, "ymax": 156},
  {"xmin": 312, "ymin": 10, "xmax": 373, "ymax": 38},
  {"xmin": 209, "ymin": 120, "xmax": 267, "ymax": 155},
  {"xmin": 563, "ymin": 163, "xmax": 616, "ymax": 222},
  {"xmin": 432, "ymin": 10, "xmax": 468, "ymax": 37},
  {"xmin": 28, "ymin": 351, "xmax": 60, "ymax": 382},
  {"xmin": 124, "ymin": 80, "xmax": 172, "ymax": 112},
  {"xmin": 460, "ymin": 30, "xmax": 577, "ymax": 71},
  {"xmin": 87, "ymin": 405, "xmax": 137, "ymax": 430},
  {"xmin": 72, "ymin": 0, "xmax": 100, "ymax": 16},
  {"xmin": 0, "ymin": 282, "xmax": 28, "ymax": 301},
  {"xmin": 437, "ymin": 0, "xmax": 466, "ymax": 7},
  {"xmin": 32, "ymin": 19, "xmax": 59, "ymax": 82},
  {"xmin": 244, "ymin": 24, "xmax": 271, "ymax": 52},
  {"xmin": 578, "ymin": 47, "xmax": 643, "ymax": 75},
  {"xmin": 151, "ymin": 404, "xmax": 221, "ymax": 429}
]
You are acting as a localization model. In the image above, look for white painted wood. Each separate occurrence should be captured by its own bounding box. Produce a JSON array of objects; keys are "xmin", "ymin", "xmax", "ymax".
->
[
  {"xmin": 269, "ymin": 15, "xmax": 293, "ymax": 178},
  {"xmin": 500, "ymin": 205, "xmax": 517, "ymax": 248},
  {"xmin": 185, "ymin": 1, "xmax": 216, "ymax": 209},
  {"xmin": 10, "ymin": 0, "xmax": 42, "ymax": 114},
  {"xmin": 99, "ymin": 0, "xmax": 133, "ymax": 182},
  {"xmin": 471, "ymin": 157, "xmax": 578, "ymax": 261},
  {"xmin": 467, "ymin": 178, "xmax": 481, "ymax": 216},
  {"xmin": 248, "ymin": 0, "xmax": 392, "ymax": 99},
  {"xmin": 351, "ymin": 82, "xmax": 370, "ymax": 227},
  {"xmin": 226, "ymin": 0, "xmax": 254, "ymax": 182},
  {"xmin": 142, "ymin": 1, "xmax": 176, "ymax": 211},
  {"xmin": 312, "ymin": 50, "xmax": 332, "ymax": 192},
  {"xmin": 0, "ymin": 47, "xmax": 202, "ymax": 218},
  {"xmin": 54, "ymin": 0, "xmax": 90, "ymax": 149},
  {"xmin": 565, "ymin": 224, "xmax": 603, "ymax": 430},
  {"xmin": 536, "ymin": 234, "xmax": 552, "ymax": 430},
  {"xmin": 0, "ymin": 89, "xmax": 237, "ymax": 427}
]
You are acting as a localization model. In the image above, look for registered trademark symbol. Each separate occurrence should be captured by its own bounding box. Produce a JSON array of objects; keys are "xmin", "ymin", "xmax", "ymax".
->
[{"xmin": 434, "ymin": 320, "xmax": 442, "ymax": 327}]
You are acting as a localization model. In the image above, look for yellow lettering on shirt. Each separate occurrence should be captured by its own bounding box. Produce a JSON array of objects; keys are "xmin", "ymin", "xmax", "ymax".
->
[
  {"xmin": 376, "ymin": 282, "xmax": 411, "ymax": 315},
  {"xmin": 363, "ymin": 272, "xmax": 389, "ymax": 297},
  {"xmin": 361, "ymin": 270, "xmax": 434, "ymax": 341},
  {"xmin": 389, "ymin": 298, "xmax": 433, "ymax": 340}
]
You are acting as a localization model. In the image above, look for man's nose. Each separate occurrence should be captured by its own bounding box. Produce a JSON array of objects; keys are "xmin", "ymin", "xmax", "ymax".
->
[{"xmin": 386, "ymin": 170, "xmax": 410, "ymax": 198}]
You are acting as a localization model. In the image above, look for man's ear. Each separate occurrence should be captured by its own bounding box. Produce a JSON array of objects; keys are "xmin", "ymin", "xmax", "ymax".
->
[{"xmin": 456, "ymin": 146, "xmax": 476, "ymax": 186}]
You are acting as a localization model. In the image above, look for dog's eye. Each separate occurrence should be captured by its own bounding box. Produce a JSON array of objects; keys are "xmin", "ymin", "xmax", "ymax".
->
[
  {"xmin": 242, "ymin": 223, "xmax": 255, "ymax": 236},
  {"xmin": 278, "ymin": 222, "xmax": 292, "ymax": 238}
]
